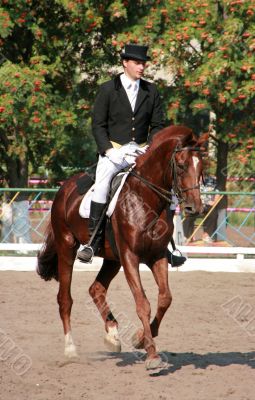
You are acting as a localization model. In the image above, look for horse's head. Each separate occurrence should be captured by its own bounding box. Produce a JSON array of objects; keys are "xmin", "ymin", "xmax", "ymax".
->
[
  {"xmin": 135, "ymin": 126, "xmax": 207, "ymax": 214},
  {"xmin": 171, "ymin": 133, "xmax": 208, "ymax": 214}
]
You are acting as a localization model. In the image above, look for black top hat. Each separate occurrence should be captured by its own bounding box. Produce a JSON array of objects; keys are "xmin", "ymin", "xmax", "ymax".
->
[{"xmin": 120, "ymin": 44, "xmax": 151, "ymax": 61}]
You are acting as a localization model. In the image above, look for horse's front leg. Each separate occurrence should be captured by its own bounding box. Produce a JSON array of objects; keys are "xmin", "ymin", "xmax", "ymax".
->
[
  {"xmin": 57, "ymin": 244, "xmax": 78, "ymax": 359},
  {"xmin": 88, "ymin": 259, "xmax": 121, "ymax": 352},
  {"xmin": 150, "ymin": 257, "xmax": 172, "ymax": 335},
  {"xmin": 132, "ymin": 256, "xmax": 172, "ymax": 350},
  {"xmin": 121, "ymin": 249, "xmax": 163, "ymax": 370}
]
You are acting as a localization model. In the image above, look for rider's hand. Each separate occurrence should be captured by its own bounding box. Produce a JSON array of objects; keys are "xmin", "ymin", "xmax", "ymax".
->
[
  {"xmin": 135, "ymin": 145, "xmax": 149, "ymax": 155},
  {"xmin": 125, "ymin": 144, "xmax": 149, "ymax": 158},
  {"xmin": 105, "ymin": 148, "xmax": 124, "ymax": 165}
]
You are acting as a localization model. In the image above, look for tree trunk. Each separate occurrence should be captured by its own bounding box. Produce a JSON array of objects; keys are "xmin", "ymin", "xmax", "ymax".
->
[
  {"xmin": 216, "ymin": 139, "xmax": 228, "ymax": 191},
  {"xmin": 6, "ymin": 157, "xmax": 29, "ymax": 200},
  {"xmin": 216, "ymin": 140, "xmax": 228, "ymax": 214}
]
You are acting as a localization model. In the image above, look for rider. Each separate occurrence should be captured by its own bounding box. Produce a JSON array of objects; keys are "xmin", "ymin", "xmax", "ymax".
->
[{"xmin": 77, "ymin": 43, "xmax": 186, "ymax": 267}]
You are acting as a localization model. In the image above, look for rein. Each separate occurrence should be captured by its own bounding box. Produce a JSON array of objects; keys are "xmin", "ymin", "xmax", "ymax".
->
[
  {"xmin": 130, "ymin": 146, "xmax": 201, "ymax": 205},
  {"xmin": 130, "ymin": 170, "xmax": 173, "ymax": 204}
]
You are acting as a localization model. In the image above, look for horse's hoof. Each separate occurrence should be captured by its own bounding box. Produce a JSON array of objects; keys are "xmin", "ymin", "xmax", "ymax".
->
[
  {"xmin": 64, "ymin": 345, "xmax": 78, "ymax": 359},
  {"xmin": 64, "ymin": 332, "xmax": 78, "ymax": 359},
  {"xmin": 104, "ymin": 326, "xmax": 121, "ymax": 353},
  {"xmin": 104, "ymin": 336, "xmax": 121, "ymax": 352},
  {"xmin": 131, "ymin": 329, "xmax": 144, "ymax": 349},
  {"xmin": 145, "ymin": 356, "xmax": 163, "ymax": 370}
]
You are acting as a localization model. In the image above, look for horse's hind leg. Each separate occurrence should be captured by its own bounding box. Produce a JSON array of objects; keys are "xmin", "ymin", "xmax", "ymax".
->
[
  {"xmin": 88, "ymin": 259, "xmax": 121, "ymax": 352},
  {"xmin": 132, "ymin": 257, "xmax": 172, "ymax": 350},
  {"xmin": 57, "ymin": 243, "xmax": 78, "ymax": 358}
]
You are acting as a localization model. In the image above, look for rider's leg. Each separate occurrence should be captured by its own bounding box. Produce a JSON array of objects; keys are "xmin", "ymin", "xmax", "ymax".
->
[
  {"xmin": 77, "ymin": 200, "xmax": 106, "ymax": 263},
  {"xmin": 77, "ymin": 156, "xmax": 121, "ymax": 263},
  {"xmin": 78, "ymin": 142, "xmax": 142, "ymax": 263}
]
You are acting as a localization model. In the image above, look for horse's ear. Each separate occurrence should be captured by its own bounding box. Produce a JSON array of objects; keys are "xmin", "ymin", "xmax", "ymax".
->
[{"xmin": 197, "ymin": 132, "xmax": 209, "ymax": 147}]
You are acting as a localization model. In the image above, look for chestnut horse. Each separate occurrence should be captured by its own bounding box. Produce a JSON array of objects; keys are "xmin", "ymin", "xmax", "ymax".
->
[{"xmin": 37, "ymin": 125, "xmax": 205, "ymax": 370}]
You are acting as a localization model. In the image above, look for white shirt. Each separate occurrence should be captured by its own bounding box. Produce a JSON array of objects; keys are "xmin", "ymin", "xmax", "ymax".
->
[{"xmin": 120, "ymin": 73, "xmax": 140, "ymax": 112}]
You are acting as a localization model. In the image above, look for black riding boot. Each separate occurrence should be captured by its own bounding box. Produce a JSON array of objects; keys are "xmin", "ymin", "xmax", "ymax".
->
[
  {"xmin": 167, "ymin": 248, "xmax": 186, "ymax": 267},
  {"xmin": 77, "ymin": 201, "xmax": 106, "ymax": 263}
]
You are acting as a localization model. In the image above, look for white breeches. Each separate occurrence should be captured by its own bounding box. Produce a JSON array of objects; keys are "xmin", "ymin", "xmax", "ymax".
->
[{"xmin": 92, "ymin": 142, "xmax": 143, "ymax": 204}]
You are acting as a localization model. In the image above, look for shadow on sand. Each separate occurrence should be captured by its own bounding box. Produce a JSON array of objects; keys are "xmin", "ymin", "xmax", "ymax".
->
[{"xmin": 87, "ymin": 350, "xmax": 255, "ymax": 376}]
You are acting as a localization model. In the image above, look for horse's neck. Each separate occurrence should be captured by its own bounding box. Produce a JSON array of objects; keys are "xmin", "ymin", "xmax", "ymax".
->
[
  {"xmin": 124, "ymin": 147, "xmax": 172, "ymax": 222},
  {"xmin": 137, "ymin": 145, "xmax": 172, "ymax": 188}
]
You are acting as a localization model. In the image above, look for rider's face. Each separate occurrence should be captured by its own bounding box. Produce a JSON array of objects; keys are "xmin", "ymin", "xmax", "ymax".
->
[{"xmin": 123, "ymin": 59, "xmax": 147, "ymax": 81}]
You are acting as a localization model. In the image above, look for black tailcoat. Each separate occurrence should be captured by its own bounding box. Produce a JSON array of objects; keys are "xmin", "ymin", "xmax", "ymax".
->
[{"xmin": 92, "ymin": 73, "xmax": 165, "ymax": 154}]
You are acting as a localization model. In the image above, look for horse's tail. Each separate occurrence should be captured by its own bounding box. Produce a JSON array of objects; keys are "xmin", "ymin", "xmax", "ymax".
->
[{"xmin": 37, "ymin": 221, "xmax": 58, "ymax": 281}]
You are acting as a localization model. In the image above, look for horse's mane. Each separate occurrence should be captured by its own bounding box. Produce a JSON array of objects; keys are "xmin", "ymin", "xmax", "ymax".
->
[
  {"xmin": 150, "ymin": 125, "xmax": 193, "ymax": 150},
  {"xmin": 136, "ymin": 125, "xmax": 194, "ymax": 169}
]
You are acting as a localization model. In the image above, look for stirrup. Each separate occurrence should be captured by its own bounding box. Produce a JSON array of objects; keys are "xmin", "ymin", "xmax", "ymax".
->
[
  {"xmin": 77, "ymin": 245, "xmax": 94, "ymax": 263},
  {"xmin": 167, "ymin": 248, "xmax": 186, "ymax": 267}
]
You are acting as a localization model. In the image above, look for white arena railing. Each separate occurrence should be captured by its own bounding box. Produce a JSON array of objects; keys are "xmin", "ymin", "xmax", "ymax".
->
[
  {"xmin": 178, "ymin": 245, "xmax": 255, "ymax": 259},
  {"xmin": 0, "ymin": 242, "xmax": 254, "ymax": 259}
]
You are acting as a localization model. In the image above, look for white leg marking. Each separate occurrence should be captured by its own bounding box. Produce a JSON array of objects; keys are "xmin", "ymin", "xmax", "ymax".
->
[
  {"xmin": 64, "ymin": 331, "xmax": 78, "ymax": 358},
  {"xmin": 104, "ymin": 326, "xmax": 121, "ymax": 352}
]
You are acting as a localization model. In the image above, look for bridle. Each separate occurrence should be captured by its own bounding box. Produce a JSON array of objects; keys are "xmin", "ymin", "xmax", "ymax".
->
[
  {"xmin": 170, "ymin": 146, "xmax": 201, "ymax": 203},
  {"xmin": 130, "ymin": 146, "xmax": 202, "ymax": 205}
]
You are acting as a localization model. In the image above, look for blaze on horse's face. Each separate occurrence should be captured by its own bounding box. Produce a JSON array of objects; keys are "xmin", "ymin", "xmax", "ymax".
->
[{"xmin": 175, "ymin": 146, "xmax": 204, "ymax": 215}]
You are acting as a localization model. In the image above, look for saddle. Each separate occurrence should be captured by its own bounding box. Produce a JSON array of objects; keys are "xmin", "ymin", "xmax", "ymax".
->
[{"xmin": 77, "ymin": 168, "xmax": 131, "ymax": 219}]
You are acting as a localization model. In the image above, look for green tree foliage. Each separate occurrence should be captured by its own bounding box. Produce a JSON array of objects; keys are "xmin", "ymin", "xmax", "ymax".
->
[
  {"xmin": 0, "ymin": 0, "xmax": 254, "ymax": 188},
  {"xmin": 0, "ymin": 0, "xmax": 97, "ymax": 186},
  {"xmin": 113, "ymin": 0, "xmax": 255, "ymax": 188}
]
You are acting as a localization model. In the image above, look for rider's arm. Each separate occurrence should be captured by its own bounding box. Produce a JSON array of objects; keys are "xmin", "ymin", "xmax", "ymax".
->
[
  {"xmin": 148, "ymin": 85, "xmax": 165, "ymax": 142},
  {"xmin": 92, "ymin": 84, "xmax": 113, "ymax": 155}
]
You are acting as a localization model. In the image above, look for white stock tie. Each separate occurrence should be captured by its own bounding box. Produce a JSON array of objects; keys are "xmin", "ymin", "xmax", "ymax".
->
[{"xmin": 128, "ymin": 82, "xmax": 138, "ymax": 111}]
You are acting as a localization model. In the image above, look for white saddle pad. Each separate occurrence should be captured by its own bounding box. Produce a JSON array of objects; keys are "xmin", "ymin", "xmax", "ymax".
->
[
  {"xmin": 79, "ymin": 184, "xmax": 95, "ymax": 218},
  {"xmin": 79, "ymin": 171, "xmax": 130, "ymax": 219}
]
